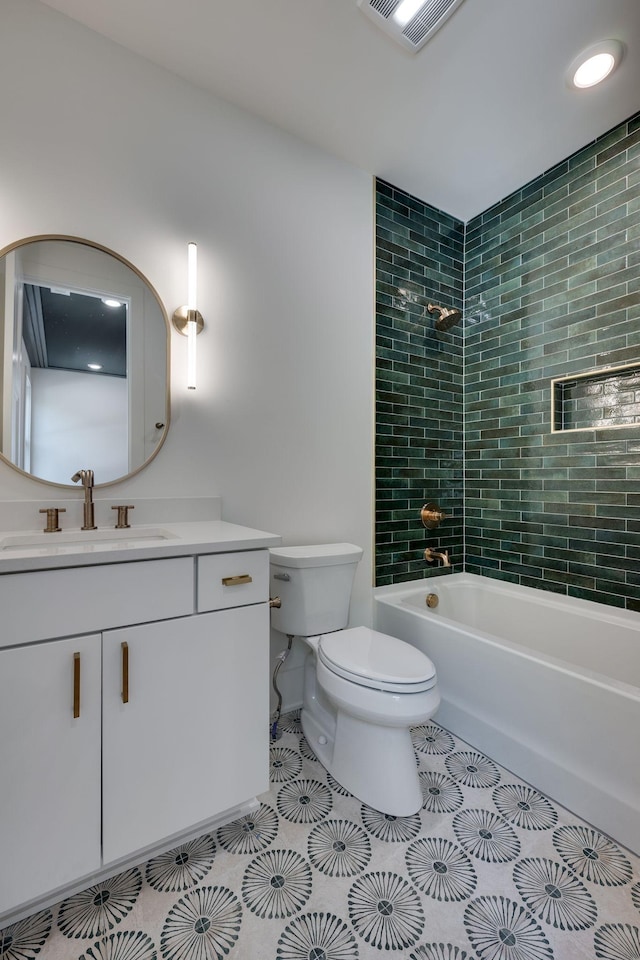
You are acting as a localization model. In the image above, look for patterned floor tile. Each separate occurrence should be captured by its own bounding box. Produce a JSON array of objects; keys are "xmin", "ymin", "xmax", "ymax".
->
[{"xmin": 2, "ymin": 715, "xmax": 639, "ymax": 960}]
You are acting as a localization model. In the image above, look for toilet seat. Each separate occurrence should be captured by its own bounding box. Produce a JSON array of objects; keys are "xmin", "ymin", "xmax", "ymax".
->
[{"xmin": 318, "ymin": 626, "xmax": 437, "ymax": 694}]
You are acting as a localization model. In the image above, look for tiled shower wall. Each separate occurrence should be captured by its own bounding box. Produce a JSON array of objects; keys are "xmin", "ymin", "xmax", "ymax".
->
[
  {"xmin": 375, "ymin": 109, "xmax": 640, "ymax": 609},
  {"xmin": 375, "ymin": 180, "xmax": 464, "ymax": 585},
  {"xmin": 465, "ymin": 111, "xmax": 640, "ymax": 611}
]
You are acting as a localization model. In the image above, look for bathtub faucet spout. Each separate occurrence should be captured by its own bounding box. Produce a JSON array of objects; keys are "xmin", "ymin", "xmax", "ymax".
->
[{"xmin": 424, "ymin": 547, "xmax": 451, "ymax": 567}]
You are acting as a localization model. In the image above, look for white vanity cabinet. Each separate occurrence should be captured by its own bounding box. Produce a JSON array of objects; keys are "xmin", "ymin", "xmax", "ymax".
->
[
  {"xmin": 102, "ymin": 603, "xmax": 268, "ymax": 864},
  {"xmin": 0, "ymin": 541, "xmax": 273, "ymax": 922},
  {"xmin": 0, "ymin": 634, "xmax": 102, "ymax": 914}
]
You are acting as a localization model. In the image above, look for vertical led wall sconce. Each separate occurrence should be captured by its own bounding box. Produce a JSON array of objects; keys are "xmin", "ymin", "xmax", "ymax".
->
[{"xmin": 173, "ymin": 242, "xmax": 204, "ymax": 390}]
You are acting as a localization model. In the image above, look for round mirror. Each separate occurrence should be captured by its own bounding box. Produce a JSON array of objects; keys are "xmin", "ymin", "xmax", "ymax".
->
[{"xmin": 0, "ymin": 236, "xmax": 170, "ymax": 487}]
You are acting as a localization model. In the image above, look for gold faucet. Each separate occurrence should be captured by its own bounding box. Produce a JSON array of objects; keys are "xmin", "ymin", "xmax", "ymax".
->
[
  {"xmin": 424, "ymin": 547, "xmax": 451, "ymax": 567},
  {"xmin": 71, "ymin": 469, "xmax": 97, "ymax": 530}
]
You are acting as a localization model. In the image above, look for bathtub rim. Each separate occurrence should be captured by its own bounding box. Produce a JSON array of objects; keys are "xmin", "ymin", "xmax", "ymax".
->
[{"xmin": 374, "ymin": 573, "xmax": 640, "ymax": 702}]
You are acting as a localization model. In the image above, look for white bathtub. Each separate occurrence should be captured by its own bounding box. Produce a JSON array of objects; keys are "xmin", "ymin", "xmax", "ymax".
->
[{"xmin": 375, "ymin": 573, "xmax": 640, "ymax": 855}]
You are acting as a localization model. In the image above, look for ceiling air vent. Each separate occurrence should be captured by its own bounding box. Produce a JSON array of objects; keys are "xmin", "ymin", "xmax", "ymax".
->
[{"xmin": 357, "ymin": 0, "xmax": 466, "ymax": 53}]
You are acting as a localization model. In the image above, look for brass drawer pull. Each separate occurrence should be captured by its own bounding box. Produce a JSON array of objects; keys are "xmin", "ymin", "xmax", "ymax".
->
[
  {"xmin": 121, "ymin": 642, "xmax": 129, "ymax": 704},
  {"xmin": 221, "ymin": 574, "xmax": 253, "ymax": 587},
  {"xmin": 73, "ymin": 652, "xmax": 81, "ymax": 719}
]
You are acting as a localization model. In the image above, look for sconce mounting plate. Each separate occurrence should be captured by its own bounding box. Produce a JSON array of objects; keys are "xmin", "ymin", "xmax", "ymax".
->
[{"xmin": 172, "ymin": 305, "xmax": 204, "ymax": 336}]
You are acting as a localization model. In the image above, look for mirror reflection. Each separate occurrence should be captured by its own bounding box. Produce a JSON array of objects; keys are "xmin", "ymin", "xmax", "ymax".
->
[{"xmin": 0, "ymin": 237, "xmax": 169, "ymax": 486}]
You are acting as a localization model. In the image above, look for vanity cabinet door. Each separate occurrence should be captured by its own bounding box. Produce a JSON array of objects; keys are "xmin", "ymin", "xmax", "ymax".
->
[
  {"xmin": 0, "ymin": 634, "xmax": 101, "ymax": 917},
  {"xmin": 102, "ymin": 604, "xmax": 269, "ymax": 864}
]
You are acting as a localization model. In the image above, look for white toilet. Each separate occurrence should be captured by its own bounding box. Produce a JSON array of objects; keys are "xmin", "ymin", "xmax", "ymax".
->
[{"xmin": 269, "ymin": 543, "xmax": 440, "ymax": 816}]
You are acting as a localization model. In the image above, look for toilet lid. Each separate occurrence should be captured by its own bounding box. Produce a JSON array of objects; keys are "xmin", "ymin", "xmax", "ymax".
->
[{"xmin": 318, "ymin": 626, "xmax": 437, "ymax": 694}]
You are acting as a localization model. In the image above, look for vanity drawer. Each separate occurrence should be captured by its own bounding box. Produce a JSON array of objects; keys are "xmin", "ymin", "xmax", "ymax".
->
[
  {"xmin": 197, "ymin": 550, "xmax": 268, "ymax": 611},
  {"xmin": 0, "ymin": 557, "xmax": 194, "ymax": 648}
]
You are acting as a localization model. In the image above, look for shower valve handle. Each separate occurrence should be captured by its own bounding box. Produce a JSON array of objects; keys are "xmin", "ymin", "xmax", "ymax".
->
[{"xmin": 421, "ymin": 503, "xmax": 450, "ymax": 529}]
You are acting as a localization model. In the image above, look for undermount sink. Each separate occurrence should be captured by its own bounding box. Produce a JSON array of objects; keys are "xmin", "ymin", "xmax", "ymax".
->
[{"xmin": 0, "ymin": 527, "xmax": 179, "ymax": 553}]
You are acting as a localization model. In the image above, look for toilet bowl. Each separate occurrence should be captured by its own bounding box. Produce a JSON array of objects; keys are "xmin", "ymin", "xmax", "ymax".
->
[{"xmin": 269, "ymin": 544, "xmax": 440, "ymax": 816}]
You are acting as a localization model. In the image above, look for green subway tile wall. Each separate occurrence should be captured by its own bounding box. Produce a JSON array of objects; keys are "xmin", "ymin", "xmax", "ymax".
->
[
  {"xmin": 375, "ymin": 180, "xmax": 464, "ymax": 585},
  {"xmin": 375, "ymin": 110, "xmax": 640, "ymax": 610},
  {"xmin": 465, "ymin": 111, "xmax": 640, "ymax": 611}
]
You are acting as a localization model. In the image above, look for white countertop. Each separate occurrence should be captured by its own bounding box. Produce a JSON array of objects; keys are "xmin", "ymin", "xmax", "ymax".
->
[{"xmin": 0, "ymin": 520, "xmax": 282, "ymax": 574}]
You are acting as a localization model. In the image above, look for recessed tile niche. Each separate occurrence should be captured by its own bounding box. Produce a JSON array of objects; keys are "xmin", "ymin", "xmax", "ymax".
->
[{"xmin": 552, "ymin": 363, "xmax": 640, "ymax": 433}]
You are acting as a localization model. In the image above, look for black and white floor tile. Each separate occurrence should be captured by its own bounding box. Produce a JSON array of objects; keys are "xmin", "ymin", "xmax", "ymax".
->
[{"xmin": 2, "ymin": 715, "xmax": 639, "ymax": 960}]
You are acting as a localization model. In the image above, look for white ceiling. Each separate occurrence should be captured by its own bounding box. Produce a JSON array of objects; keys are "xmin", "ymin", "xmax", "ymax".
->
[{"xmin": 39, "ymin": 0, "xmax": 640, "ymax": 221}]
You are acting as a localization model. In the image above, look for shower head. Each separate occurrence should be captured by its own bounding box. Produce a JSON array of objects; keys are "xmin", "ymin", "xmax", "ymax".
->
[{"xmin": 428, "ymin": 303, "xmax": 462, "ymax": 331}]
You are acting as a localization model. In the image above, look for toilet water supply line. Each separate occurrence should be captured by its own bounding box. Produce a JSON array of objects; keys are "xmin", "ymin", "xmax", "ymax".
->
[{"xmin": 271, "ymin": 634, "xmax": 294, "ymax": 741}]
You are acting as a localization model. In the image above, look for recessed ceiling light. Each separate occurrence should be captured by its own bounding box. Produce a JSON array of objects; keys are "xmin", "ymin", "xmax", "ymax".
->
[
  {"xmin": 87, "ymin": 363, "xmax": 103, "ymax": 371},
  {"xmin": 102, "ymin": 297, "xmax": 122, "ymax": 308},
  {"xmin": 568, "ymin": 40, "xmax": 623, "ymax": 89}
]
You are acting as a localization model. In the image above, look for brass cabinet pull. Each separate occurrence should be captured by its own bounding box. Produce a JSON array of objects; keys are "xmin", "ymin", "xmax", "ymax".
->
[
  {"xmin": 121, "ymin": 642, "xmax": 129, "ymax": 704},
  {"xmin": 73, "ymin": 652, "xmax": 81, "ymax": 719},
  {"xmin": 221, "ymin": 574, "xmax": 253, "ymax": 586}
]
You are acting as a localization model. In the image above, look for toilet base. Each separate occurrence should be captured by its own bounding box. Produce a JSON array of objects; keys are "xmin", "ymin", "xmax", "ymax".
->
[
  {"xmin": 300, "ymin": 704, "xmax": 333, "ymax": 772},
  {"xmin": 336, "ymin": 712, "xmax": 425, "ymax": 816},
  {"xmin": 302, "ymin": 707, "xmax": 424, "ymax": 816},
  {"xmin": 301, "ymin": 695, "xmax": 440, "ymax": 817},
  {"xmin": 299, "ymin": 639, "xmax": 440, "ymax": 816}
]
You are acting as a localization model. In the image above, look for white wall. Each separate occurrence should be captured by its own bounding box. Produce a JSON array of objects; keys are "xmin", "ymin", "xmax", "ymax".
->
[{"xmin": 0, "ymin": 0, "xmax": 375, "ymax": 707}]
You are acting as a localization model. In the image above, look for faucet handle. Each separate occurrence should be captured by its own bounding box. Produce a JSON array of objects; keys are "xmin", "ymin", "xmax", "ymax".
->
[
  {"xmin": 40, "ymin": 507, "xmax": 66, "ymax": 533},
  {"xmin": 112, "ymin": 505, "xmax": 135, "ymax": 529},
  {"xmin": 420, "ymin": 502, "xmax": 451, "ymax": 529}
]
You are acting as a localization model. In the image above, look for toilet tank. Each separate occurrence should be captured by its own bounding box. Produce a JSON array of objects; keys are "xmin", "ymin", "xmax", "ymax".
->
[{"xmin": 269, "ymin": 543, "xmax": 363, "ymax": 637}]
